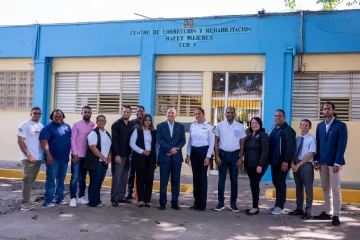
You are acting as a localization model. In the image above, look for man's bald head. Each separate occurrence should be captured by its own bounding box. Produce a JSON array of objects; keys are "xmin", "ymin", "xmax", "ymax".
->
[{"xmin": 166, "ymin": 108, "xmax": 177, "ymax": 123}]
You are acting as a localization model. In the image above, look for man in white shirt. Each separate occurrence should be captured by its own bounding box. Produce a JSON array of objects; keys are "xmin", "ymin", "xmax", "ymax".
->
[
  {"xmin": 289, "ymin": 119, "xmax": 316, "ymax": 219},
  {"xmin": 214, "ymin": 107, "xmax": 246, "ymax": 213},
  {"xmin": 17, "ymin": 107, "xmax": 44, "ymax": 211}
]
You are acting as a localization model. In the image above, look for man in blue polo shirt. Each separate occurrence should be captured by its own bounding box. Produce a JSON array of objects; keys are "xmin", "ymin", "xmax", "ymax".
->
[{"xmin": 40, "ymin": 109, "xmax": 72, "ymax": 207}]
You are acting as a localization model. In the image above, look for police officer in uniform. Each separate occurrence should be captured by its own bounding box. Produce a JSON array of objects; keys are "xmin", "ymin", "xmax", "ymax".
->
[{"xmin": 185, "ymin": 107, "xmax": 215, "ymax": 211}]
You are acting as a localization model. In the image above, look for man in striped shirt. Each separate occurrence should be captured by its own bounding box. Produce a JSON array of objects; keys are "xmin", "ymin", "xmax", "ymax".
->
[{"xmin": 69, "ymin": 106, "xmax": 95, "ymax": 207}]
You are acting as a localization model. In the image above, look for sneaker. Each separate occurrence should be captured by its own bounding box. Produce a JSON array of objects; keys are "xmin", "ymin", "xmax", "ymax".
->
[
  {"xmin": 229, "ymin": 205, "xmax": 240, "ymax": 213},
  {"xmin": 266, "ymin": 205, "xmax": 276, "ymax": 211},
  {"xmin": 69, "ymin": 198, "xmax": 77, "ymax": 208},
  {"xmin": 213, "ymin": 203, "xmax": 225, "ymax": 211},
  {"xmin": 56, "ymin": 200, "xmax": 68, "ymax": 205},
  {"xmin": 21, "ymin": 203, "xmax": 36, "ymax": 211},
  {"xmin": 44, "ymin": 203, "xmax": 56, "ymax": 207},
  {"xmin": 78, "ymin": 196, "xmax": 89, "ymax": 205},
  {"xmin": 209, "ymin": 170, "xmax": 219, "ymax": 176},
  {"xmin": 272, "ymin": 207, "xmax": 284, "ymax": 215}
]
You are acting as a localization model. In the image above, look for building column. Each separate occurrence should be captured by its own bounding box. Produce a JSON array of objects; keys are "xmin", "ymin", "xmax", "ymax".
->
[
  {"xmin": 262, "ymin": 51, "xmax": 294, "ymax": 181},
  {"xmin": 33, "ymin": 58, "xmax": 52, "ymax": 124},
  {"xmin": 139, "ymin": 52, "xmax": 156, "ymax": 116}
]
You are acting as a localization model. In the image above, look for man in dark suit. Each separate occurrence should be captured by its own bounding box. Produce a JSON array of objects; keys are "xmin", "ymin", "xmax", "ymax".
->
[
  {"xmin": 313, "ymin": 102, "xmax": 347, "ymax": 226},
  {"xmin": 157, "ymin": 108, "xmax": 186, "ymax": 210}
]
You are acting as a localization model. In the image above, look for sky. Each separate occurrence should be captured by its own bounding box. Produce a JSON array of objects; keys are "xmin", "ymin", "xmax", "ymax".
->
[{"xmin": 0, "ymin": 0, "xmax": 357, "ymax": 26}]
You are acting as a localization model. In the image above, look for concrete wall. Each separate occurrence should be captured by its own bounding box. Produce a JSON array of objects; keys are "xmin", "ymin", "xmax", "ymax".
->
[{"xmin": 0, "ymin": 59, "xmax": 34, "ymax": 161}]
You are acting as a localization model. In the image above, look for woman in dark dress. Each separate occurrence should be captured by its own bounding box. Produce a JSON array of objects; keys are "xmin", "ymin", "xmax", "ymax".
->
[
  {"xmin": 244, "ymin": 117, "xmax": 269, "ymax": 215},
  {"xmin": 129, "ymin": 114, "xmax": 157, "ymax": 207}
]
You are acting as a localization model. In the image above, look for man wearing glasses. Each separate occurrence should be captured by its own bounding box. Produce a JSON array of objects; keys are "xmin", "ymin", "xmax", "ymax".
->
[{"xmin": 17, "ymin": 107, "xmax": 44, "ymax": 211}]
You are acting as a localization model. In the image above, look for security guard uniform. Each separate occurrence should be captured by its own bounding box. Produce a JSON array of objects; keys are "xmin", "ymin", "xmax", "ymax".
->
[{"xmin": 186, "ymin": 120, "xmax": 215, "ymax": 210}]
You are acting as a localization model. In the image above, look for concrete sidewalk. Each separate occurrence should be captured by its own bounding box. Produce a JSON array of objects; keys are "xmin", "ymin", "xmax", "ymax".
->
[
  {"xmin": 0, "ymin": 173, "xmax": 360, "ymax": 239},
  {"xmin": 1, "ymin": 160, "xmax": 360, "ymax": 189}
]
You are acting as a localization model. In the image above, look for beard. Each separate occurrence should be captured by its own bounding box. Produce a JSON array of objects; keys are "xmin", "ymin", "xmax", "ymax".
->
[{"xmin": 83, "ymin": 116, "xmax": 91, "ymax": 121}]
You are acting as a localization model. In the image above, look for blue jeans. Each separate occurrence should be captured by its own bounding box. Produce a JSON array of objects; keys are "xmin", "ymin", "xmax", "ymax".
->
[
  {"xmin": 70, "ymin": 157, "xmax": 87, "ymax": 199},
  {"xmin": 88, "ymin": 161, "xmax": 108, "ymax": 207},
  {"xmin": 217, "ymin": 150, "xmax": 239, "ymax": 205},
  {"xmin": 43, "ymin": 160, "xmax": 68, "ymax": 205}
]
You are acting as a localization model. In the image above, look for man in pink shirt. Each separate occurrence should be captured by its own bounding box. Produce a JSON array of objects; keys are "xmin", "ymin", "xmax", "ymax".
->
[{"xmin": 69, "ymin": 106, "xmax": 95, "ymax": 207}]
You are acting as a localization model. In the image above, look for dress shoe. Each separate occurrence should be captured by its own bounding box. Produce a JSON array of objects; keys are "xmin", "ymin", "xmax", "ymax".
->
[
  {"xmin": 172, "ymin": 204, "xmax": 181, "ymax": 210},
  {"xmin": 301, "ymin": 214, "xmax": 312, "ymax": 220},
  {"xmin": 159, "ymin": 205, "xmax": 166, "ymax": 210},
  {"xmin": 245, "ymin": 209, "xmax": 251, "ymax": 213},
  {"xmin": 125, "ymin": 195, "xmax": 134, "ymax": 200},
  {"xmin": 332, "ymin": 216, "xmax": 341, "ymax": 226},
  {"xmin": 144, "ymin": 203, "xmax": 151, "ymax": 208},
  {"xmin": 247, "ymin": 208, "xmax": 259, "ymax": 216},
  {"xmin": 289, "ymin": 209, "xmax": 304, "ymax": 216},
  {"xmin": 111, "ymin": 201, "xmax": 119, "ymax": 207},
  {"xmin": 189, "ymin": 205, "xmax": 198, "ymax": 210},
  {"xmin": 119, "ymin": 199, "xmax": 132, "ymax": 204},
  {"xmin": 313, "ymin": 211, "xmax": 332, "ymax": 220}
]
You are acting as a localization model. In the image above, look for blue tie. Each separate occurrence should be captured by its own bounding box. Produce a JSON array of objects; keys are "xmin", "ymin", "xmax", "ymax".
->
[{"xmin": 295, "ymin": 137, "xmax": 304, "ymax": 161}]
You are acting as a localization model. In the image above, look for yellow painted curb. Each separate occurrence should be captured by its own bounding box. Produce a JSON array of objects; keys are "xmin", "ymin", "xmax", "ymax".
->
[
  {"xmin": 265, "ymin": 188, "xmax": 360, "ymax": 204},
  {"xmin": 0, "ymin": 168, "xmax": 193, "ymax": 194}
]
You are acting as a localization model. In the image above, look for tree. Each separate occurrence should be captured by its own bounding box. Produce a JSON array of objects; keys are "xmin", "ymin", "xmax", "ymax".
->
[{"xmin": 285, "ymin": 0, "xmax": 359, "ymax": 10}]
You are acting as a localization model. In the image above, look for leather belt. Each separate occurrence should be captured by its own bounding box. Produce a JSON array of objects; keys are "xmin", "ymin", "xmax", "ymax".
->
[{"xmin": 219, "ymin": 149, "xmax": 240, "ymax": 155}]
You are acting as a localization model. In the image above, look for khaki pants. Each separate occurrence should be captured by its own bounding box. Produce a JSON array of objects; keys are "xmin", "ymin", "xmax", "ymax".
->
[
  {"xmin": 319, "ymin": 164, "xmax": 342, "ymax": 217},
  {"xmin": 22, "ymin": 160, "xmax": 41, "ymax": 204}
]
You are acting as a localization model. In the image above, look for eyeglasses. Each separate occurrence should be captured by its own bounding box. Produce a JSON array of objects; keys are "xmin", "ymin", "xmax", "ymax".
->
[{"xmin": 97, "ymin": 119, "xmax": 106, "ymax": 122}]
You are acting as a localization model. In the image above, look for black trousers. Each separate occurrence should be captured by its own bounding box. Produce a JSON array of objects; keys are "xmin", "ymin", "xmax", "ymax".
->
[
  {"xmin": 127, "ymin": 166, "xmax": 136, "ymax": 196},
  {"xmin": 88, "ymin": 162, "xmax": 107, "ymax": 207},
  {"xmin": 271, "ymin": 163, "xmax": 289, "ymax": 209},
  {"xmin": 190, "ymin": 146, "xmax": 208, "ymax": 210},
  {"xmin": 135, "ymin": 166, "xmax": 155, "ymax": 203},
  {"xmin": 246, "ymin": 165, "xmax": 267, "ymax": 208}
]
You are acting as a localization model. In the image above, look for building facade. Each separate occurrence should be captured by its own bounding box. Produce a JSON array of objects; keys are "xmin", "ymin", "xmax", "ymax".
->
[{"xmin": 0, "ymin": 10, "xmax": 359, "ymax": 181}]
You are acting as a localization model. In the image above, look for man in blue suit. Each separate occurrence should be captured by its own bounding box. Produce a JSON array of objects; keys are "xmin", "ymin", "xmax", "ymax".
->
[
  {"xmin": 313, "ymin": 102, "xmax": 347, "ymax": 226},
  {"xmin": 157, "ymin": 108, "xmax": 186, "ymax": 210}
]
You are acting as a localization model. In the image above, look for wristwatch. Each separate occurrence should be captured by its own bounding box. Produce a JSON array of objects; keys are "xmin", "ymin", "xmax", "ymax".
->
[{"xmin": 239, "ymin": 156, "xmax": 244, "ymax": 162}]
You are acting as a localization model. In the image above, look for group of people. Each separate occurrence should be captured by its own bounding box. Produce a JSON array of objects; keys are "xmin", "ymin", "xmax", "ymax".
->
[{"xmin": 17, "ymin": 101, "xmax": 347, "ymax": 227}]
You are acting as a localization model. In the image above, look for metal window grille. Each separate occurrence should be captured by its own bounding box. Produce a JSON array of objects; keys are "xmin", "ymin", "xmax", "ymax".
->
[
  {"xmin": 293, "ymin": 72, "xmax": 360, "ymax": 121},
  {"xmin": 0, "ymin": 71, "xmax": 34, "ymax": 110},
  {"xmin": 55, "ymin": 72, "xmax": 140, "ymax": 114},
  {"xmin": 155, "ymin": 72, "xmax": 203, "ymax": 116}
]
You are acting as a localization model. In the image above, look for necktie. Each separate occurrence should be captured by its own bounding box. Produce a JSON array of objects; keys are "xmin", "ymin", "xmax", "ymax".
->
[
  {"xmin": 170, "ymin": 124, "xmax": 173, "ymax": 138},
  {"xmin": 295, "ymin": 137, "xmax": 304, "ymax": 161}
]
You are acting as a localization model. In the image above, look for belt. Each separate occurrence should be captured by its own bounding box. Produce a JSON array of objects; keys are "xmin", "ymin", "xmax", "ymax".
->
[{"xmin": 219, "ymin": 149, "xmax": 240, "ymax": 155}]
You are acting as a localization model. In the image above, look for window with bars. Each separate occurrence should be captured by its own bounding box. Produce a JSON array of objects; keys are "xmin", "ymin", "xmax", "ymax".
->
[
  {"xmin": 0, "ymin": 71, "xmax": 34, "ymax": 110},
  {"xmin": 155, "ymin": 72, "xmax": 203, "ymax": 116},
  {"xmin": 55, "ymin": 72, "xmax": 140, "ymax": 114},
  {"xmin": 292, "ymin": 72, "xmax": 360, "ymax": 121}
]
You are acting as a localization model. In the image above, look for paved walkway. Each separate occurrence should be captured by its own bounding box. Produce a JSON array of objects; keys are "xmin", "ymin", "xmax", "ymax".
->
[
  {"xmin": 1, "ymin": 160, "xmax": 360, "ymax": 190},
  {"xmin": 0, "ymin": 172, "xmax": 359, "ymax": 240}
]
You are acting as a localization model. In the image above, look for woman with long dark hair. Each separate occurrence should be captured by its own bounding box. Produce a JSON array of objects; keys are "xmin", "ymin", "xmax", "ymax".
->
[
  {"xmin": 129, "ymin": 114, "xmax": 157, "ymax": 207},
  {"xmin": 244, "ymin": 117, "xmax": 269, "ymax": 215},
  {"xmin": 84, "ymin": 115, "xmax": 112, "ymax": 207}
]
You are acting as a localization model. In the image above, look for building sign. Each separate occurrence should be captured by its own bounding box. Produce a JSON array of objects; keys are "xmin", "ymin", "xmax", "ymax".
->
[{"xmin": 130, "ymin": 20, "xmax": 251, "ymax": 48}]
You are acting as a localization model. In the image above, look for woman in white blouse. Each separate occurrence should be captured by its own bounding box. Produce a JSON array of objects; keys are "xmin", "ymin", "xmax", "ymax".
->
[
  {"xmin": 83, "ymin": 115, "xmax": 112, "ymax": 207},
  {"xmin": 129, "ymin": 114, "xmax": 157, "ymax": 207}
]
